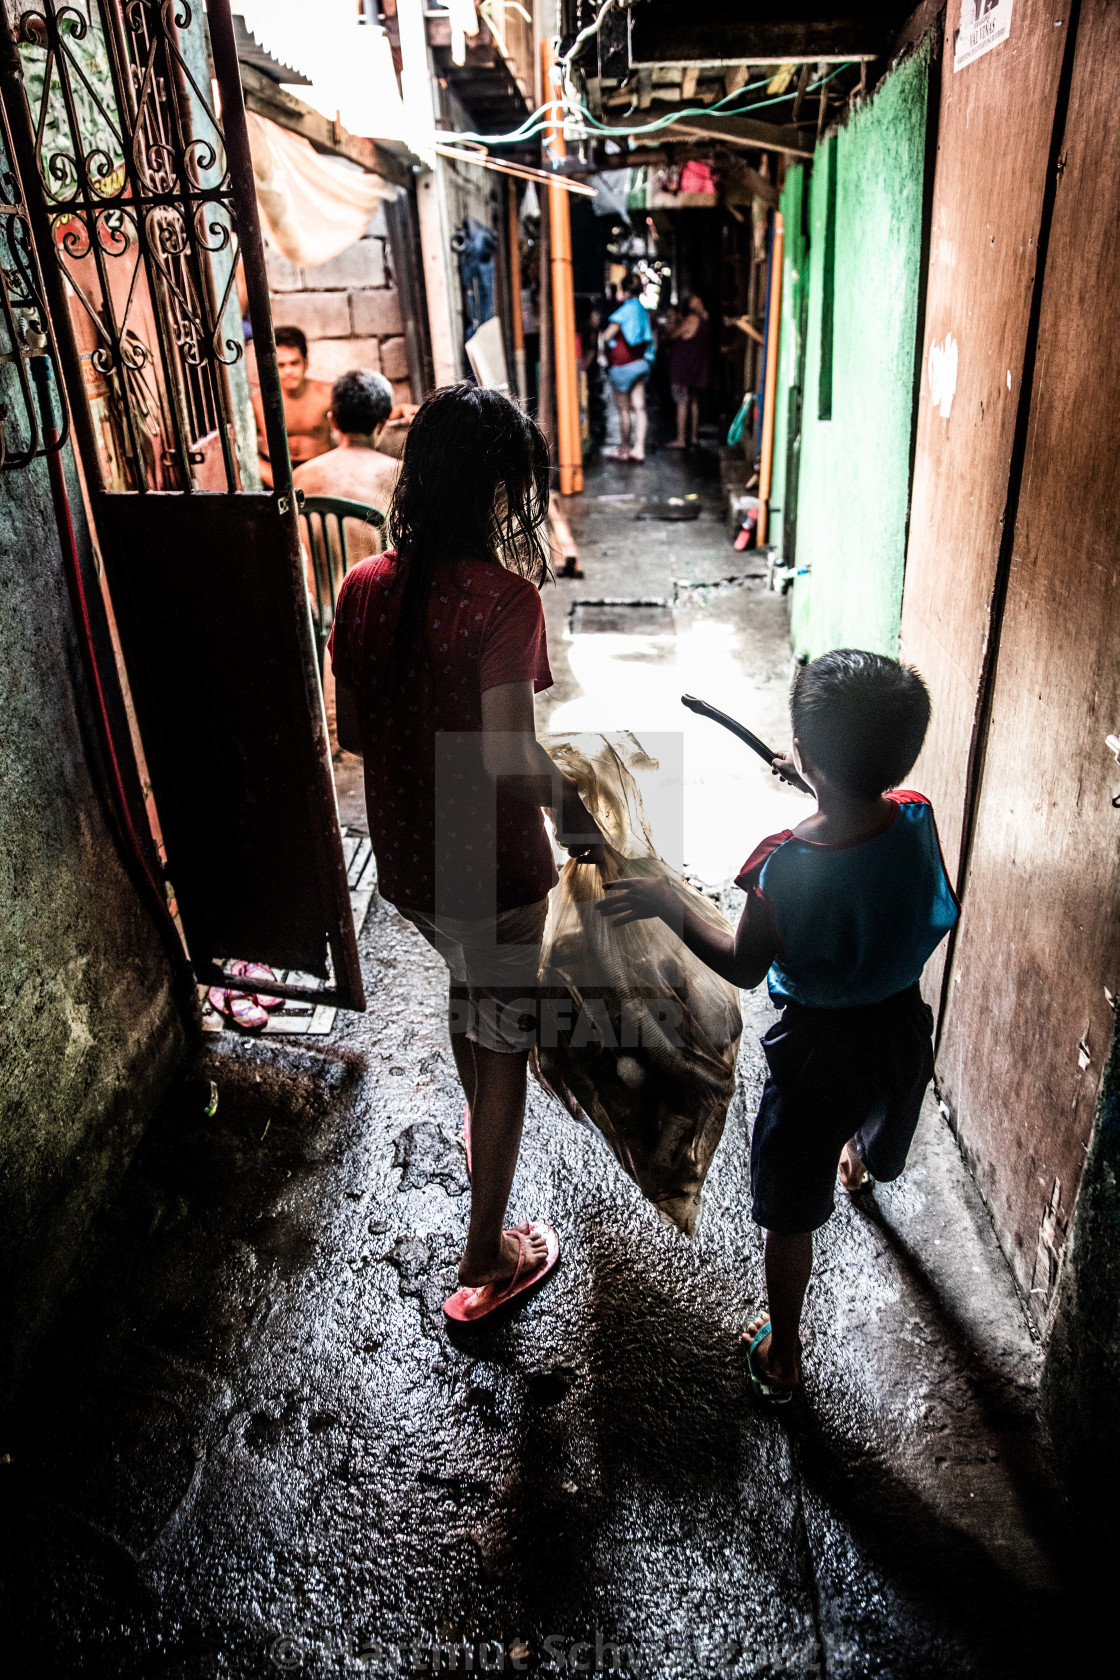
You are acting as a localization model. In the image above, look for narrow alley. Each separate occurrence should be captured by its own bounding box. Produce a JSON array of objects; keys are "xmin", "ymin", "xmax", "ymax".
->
[
  {"xmin": 4, "ymin": 459, "xmax": 1069, "ymax": 1675},
  {"xmin": 3, "ymin": 4, "xmax": 1118, "ymax": 1677}
]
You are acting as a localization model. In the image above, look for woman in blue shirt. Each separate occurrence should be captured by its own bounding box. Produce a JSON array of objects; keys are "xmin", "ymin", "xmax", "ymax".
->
[{"xmin": 601, "ymin": 274, "xmax": 653, "ymax": 461}]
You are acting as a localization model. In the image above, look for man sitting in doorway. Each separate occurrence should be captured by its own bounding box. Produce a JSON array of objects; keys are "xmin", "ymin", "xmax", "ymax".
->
[
  {"xmin": 253, "ymin": 324, "xmax": 333, "ymax": 487},
  {"xmin": 295, "ymin": 369, "xmax": 400, "ymax": 760},
  {"xmin": 293, "ymin": 368, "xmax": 400, "ymax": 560}
]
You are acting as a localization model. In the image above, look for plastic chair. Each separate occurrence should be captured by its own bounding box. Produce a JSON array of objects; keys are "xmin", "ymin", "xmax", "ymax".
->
[{"xmin": 299, "ymin": 495, "xmax": 386, "ymax": 675}]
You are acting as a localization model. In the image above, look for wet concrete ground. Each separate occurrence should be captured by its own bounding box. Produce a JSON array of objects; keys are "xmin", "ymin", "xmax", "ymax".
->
[{"xmin": 1, "ymin": 452, "xmax": 1081, "ymax": 1675}]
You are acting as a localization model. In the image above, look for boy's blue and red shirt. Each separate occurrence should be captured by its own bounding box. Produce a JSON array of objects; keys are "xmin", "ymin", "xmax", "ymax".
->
[{"xmin": 734, "ymin": 791, "xmax": 960, "ymax": 1010}]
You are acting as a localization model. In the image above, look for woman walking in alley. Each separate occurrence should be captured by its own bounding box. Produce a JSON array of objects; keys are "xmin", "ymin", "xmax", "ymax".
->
[
  {"xmin": 328, "ymin": 386, "xmax": 605, "ymax": 1323},
  {"xmin": 664, "ymin": 293, "xmax": 712, "ymax": 450},
  {"xmin": 602, "ymin": 273, "xmax": 654, "ymax": 462}
]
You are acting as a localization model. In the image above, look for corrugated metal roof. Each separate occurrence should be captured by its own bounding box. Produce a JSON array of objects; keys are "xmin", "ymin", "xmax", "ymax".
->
[{"xmin": 232, "ymin": 13, "xmax": 312, "ymax": 86}]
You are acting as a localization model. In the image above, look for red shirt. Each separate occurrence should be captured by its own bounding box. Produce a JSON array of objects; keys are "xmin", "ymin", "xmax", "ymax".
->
[
  {"xmin": 329, "ymin": 550, "xmax": 557, "ymax": 917},
  {"xmin": 607, "ymin": 333, "xmax": 646, "ymax": 367}
]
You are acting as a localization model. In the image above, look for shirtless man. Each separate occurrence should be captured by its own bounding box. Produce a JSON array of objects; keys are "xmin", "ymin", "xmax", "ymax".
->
[
  {"xmin": 254, "ymin": 324, "xmax": 333, "ymax": 488},
  {"xmin": 292, "ymin": 368, "xmax": 400, "ymax": 563}
]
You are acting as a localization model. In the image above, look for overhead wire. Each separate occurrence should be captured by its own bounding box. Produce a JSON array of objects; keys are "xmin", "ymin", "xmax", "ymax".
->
[
  {"xmin": 575, "ymin": 63, "xmax": 853, "ymax": 138},
  {"xmin": 451, "ymin": 71, "xmax": 776, "ymax": 148},
  {"xmin": 449, "ymin": 62, "xmax": 854, "ymax": 151},
  {"xmin": 557, "ymin": 0, "xmax": 625, "ymax": 72}
]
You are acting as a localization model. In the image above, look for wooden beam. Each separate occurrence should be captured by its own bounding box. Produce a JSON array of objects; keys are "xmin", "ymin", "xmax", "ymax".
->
[
  {"xmin": 640, "ymin": 111, "xmax": 815, "ymax": 158},
  {"xmin": 618, "ymin": 145, "xmax": 782, "ymax": 199},
  {"xmin": 731, "ymin": 164, "xmax": 781, "ymax": 206},
  {"xmin": 628, "ymin": 13, "xmax": 889, "ymax": 66},
  {"xmin": 888, "ymin": 0, "xmax": 946, "ymax": 61}
]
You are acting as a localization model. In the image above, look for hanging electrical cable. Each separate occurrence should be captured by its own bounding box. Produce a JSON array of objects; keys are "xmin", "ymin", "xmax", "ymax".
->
[
  {"xmin": 574, "ymin": 64, "xmax": 853, "ymax": 138},
  {"xmin": 557, "ymin": 0, "xmax": 625, "ymax": 72},
  {"xmin": 449, "ymin": 62, "xmax": 853, "ymax": 150}
]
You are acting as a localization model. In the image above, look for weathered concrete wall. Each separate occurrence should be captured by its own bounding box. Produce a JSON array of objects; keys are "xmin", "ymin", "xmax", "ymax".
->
[
  {"xmin": 266, "ymin": 203, "xmax": 413, "ymax": 402},
  {"xmin": 789, "ymin": 43, "xmax": 930, "ymax": 659},
  {"xmin": 0, "ymin": 454, "xmax": 185, "ymax": 1395},
  {"xmin": 1043, "ymin": 1017, "xmax": 1120, "ymax": 1529}
]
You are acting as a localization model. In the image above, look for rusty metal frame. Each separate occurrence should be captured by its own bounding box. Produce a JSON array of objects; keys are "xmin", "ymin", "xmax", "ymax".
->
[
  {"xmin": 0, "ymin": 0, "xmax": 365, "ymax": 1011},
  {"xmin": 14, "ymin": 0, "xmax": 242, "ymax": 491},
  {"xmin": 0, "ymin": 85, "xmax": 68, "ymax": 467}
]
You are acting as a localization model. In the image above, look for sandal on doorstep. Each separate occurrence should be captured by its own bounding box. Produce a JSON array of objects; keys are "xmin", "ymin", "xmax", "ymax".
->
[
  {"xmin": 443, "ymin": 1223, "xmax": 560, "ymax": 1324},
  {"xmin": 745, "ymin": 1319, "xmax": 799, "ymax": 1406},
  {"xmin": 207, "ymin": 986, "xmax": 269, "ymax": 1033},
  {"xmin": 229, "ymin": 960, "xmax": 283, "ymax": 1010}
]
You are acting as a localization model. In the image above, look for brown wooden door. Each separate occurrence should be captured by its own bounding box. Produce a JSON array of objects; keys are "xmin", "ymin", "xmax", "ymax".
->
[
  {"xmin": 1, "ymin": 0, "xmax": 363, "ymax": 1006},
  {"xmin": 935, "ymin": 0, "xmax": 1120, "ymax": 1318},
  {"xmin": 899, "ymin": 0, "xmax": 1070, "ymax": 1005}
]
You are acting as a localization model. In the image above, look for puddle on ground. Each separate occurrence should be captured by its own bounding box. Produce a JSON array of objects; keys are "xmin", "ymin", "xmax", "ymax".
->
[{"xmin": 546, "ymin": 609, "xmax": 806, "ymax": 885}]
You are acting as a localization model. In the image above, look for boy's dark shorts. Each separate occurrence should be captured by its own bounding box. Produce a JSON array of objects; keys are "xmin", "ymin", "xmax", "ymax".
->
[{"xmin": 751, "ymin": 983, "xmax": 935, "ymax": 1233}]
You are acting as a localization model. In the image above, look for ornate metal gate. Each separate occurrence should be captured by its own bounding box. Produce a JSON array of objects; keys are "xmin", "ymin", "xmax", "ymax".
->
[{"xmin": 0, "ymin": 0, "xmax": 364, "ymax": 1007}]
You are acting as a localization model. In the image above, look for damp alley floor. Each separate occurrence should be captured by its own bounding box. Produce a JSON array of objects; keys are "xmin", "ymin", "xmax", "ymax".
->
[{"xmin": 0, "ymin": 449, "xmax": 1092, "ymax": 1677}]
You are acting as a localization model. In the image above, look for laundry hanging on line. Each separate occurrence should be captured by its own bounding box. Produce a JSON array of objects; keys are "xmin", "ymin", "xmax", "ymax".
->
[{"xmin": 246, "ymin": 112, "xmax": 393, "ymax": 269}]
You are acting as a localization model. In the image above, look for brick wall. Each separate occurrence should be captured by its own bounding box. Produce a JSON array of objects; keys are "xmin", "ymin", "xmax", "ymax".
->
[{"xmin": 264, "ymin": 205, "xmax": 413, "ymax": 404}]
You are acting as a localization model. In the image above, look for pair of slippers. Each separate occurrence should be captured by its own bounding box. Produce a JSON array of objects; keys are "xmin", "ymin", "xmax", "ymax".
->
[
  {"xmin": 207, "ymin": 961, "xmax": 283, "ymax": 1033},
  {"xmin": 444, "ymin": 1104, "xmax": 560, "ymax": 1324}
]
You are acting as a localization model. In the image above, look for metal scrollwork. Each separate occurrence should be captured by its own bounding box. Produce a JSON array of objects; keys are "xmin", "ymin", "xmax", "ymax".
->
[
  {"xmin": 0, "ymin": 94, "xmax": 68, "ymax": 469},
  {"xmin": 15, "ymin": 0, "xmax": 245, "ymax": 491}
]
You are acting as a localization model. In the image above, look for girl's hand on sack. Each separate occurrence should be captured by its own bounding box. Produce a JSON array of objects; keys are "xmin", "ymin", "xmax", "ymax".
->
[
  {"xmin": 770, "ymin": 750, "xmax": 813, "ymax": 795},
  {"xmin": 556, "ymin": 784, "xmax": 609, "ymax": 863},
  {"xmin": 559, "ymin": 810, "xmax": 608, "ymax": 864},
  {"xmin": 567, "ymin": 839, "xmax": 607, "ymax": 865},
  {"xmin": 598, "ymin": 875, "xmax": 679, "ymax": 926}
]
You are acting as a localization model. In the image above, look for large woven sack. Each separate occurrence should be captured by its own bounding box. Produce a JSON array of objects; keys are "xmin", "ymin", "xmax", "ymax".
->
[{"xmin": 532, "ymin": 733, "xmax": 741, "ymax": 1234}]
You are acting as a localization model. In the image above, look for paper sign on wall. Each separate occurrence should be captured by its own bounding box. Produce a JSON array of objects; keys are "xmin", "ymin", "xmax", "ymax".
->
[
  {"xmin": 928, "ymin": 333, "xmax": 958, "ymax": 419},
  {"xmin": 954, "ymin": 0, "xmax": 1015, "ymax": 71}
]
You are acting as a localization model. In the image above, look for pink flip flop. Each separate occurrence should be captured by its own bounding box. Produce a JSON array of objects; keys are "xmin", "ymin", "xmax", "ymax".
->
[
  {"xmin": 207, "ymin": 987, "xmax": 269, "ymax": 1032},
  {"xmin": 443, "ymin": 1223, "xmax": 560, "ymax": 1324},
  {"xmin": 463, "ymin": 1104, "xmax": 472, "ymax": 1179},
  {"xmin": 229, "ymin": 960, "xmax": 283, "ymax": 1010}
]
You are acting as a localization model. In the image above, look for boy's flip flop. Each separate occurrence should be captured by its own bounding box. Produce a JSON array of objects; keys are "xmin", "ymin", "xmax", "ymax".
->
[
  {"xmin": 443, "ymin": 1223, "xmax": 560, "ymax": 1324},
  {"xmin": 745, "ymin": 1319, "xmax": 798, "ymax": 1406}
]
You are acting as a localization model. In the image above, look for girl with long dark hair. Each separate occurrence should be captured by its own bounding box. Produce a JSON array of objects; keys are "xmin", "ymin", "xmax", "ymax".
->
[{"xmin": 329, "ymin": 386, "xmax": 604, "ymax": 1323}]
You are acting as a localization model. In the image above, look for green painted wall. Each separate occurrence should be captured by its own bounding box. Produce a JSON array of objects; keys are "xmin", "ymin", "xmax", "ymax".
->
[
  {"xmin": 786, "ymin": 43, "xmax": 931, "ymax": 659},
  {"xmin": 770, "ymin": 163, "xmax": 809, "ymax": 556}
]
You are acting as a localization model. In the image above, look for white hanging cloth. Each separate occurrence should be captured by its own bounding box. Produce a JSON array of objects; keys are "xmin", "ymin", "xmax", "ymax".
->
[{"xmin": 246, "ymin": 112, "xmax": 394, "ymax": 269}]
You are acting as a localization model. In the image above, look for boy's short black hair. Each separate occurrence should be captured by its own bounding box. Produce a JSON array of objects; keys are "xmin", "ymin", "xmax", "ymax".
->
[
  {"xmin": 274, "ymin": 324, "xmax": 308, "ymax": 360},
  {"xmin": 331, "ymin": 369, "xmax": 393, "ymax": 435},
  {"xmin": 791, "ymin": 649, "xmax": 930, "ymax": 798}
]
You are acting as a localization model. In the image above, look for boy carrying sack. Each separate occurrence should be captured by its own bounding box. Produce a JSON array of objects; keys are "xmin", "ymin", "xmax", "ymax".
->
[{"xmin": 599, "ymin": 650, "xmax": 959, "ymax": 1403}]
